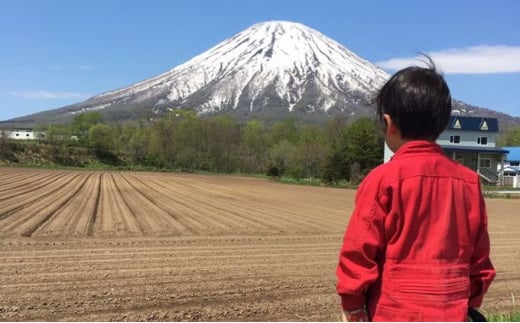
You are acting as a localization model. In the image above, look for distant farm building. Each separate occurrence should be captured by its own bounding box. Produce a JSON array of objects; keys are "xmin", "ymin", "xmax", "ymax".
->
[
  {"xmin": 0, "ymin": 128, "xmax": 45, "ymax": 140},
  {"xmin": 501, "ymin": 146, "xmax": 520, "ymax": 188},
  {"xmin": 384, "ymin": 116, "xmax": 508, "ymax": 185}
]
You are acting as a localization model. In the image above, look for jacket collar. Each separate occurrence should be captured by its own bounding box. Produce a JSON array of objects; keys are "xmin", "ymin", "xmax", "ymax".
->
[{"xmin": 390, "ymin": 140, "xmax": 443, "ymax": 161}]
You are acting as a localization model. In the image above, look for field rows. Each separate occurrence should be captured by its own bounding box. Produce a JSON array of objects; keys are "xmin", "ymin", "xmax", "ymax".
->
[
  {"xmin": 0, "ymin": 167, "xmax": 519, "ymax": 321},
  {"xmin": 0, "ymin": 236, "xmax": 342, "ymax": 321},
  {"xmin": 0, "ymin": 168, "xmax": 349, "ymax": 238}
]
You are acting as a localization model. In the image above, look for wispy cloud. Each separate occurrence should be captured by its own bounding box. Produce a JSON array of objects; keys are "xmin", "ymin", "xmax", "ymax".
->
[
  {"xmin": 10, "ymin": 90, "xmax": 89, "ymax": 100},
  {"xmin": 376, "ymin": 45, "xmax": 520, "ymax": 74}
]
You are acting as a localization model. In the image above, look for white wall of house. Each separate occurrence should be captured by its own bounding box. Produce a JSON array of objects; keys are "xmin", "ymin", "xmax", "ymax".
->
[
  {"xmin": 437, "ymin": 130, "xmax": 497, "ymax": 148},
  {"xmin": 0, "ymin": 129, "xmax": 45, "ymax": 140}
]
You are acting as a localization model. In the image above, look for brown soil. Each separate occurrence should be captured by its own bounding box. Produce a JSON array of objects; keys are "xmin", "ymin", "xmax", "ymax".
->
[{"xmin": 0, "ymin": 167, "xmax": 518, "ymax": 321}]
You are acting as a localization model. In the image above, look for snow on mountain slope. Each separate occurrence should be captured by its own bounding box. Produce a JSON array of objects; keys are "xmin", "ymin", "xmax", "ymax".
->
[
  {"xmin": 4, "ymin": 21, "xmax": 519, "ymax": 129},
  {"xmin": 72, "ymin": 21, "xmax": 390, "ymax": 116}
]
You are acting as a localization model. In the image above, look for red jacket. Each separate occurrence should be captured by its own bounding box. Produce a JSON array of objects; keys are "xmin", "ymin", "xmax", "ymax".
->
[{"xmin": 336, "ymin": 140, "xmax": 495, "ymax": 321}]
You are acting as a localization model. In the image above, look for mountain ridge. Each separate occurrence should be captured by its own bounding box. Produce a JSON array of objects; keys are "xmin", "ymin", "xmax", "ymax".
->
[{"xmin": 2, "ymin": 20, "xmax": 519, "ymax": 129}]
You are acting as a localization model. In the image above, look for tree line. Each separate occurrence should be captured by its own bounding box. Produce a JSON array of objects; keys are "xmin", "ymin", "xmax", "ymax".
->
[
  {"xmin": 34, "ymin": 111, "xmax": 385, "ymax": 185},
  {"xmin": 4, "ymin": 111, "xmax": 520, "ymax": 185}
]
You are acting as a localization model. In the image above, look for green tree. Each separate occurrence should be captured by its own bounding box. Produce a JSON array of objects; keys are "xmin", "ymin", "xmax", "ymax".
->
[
  {"xmin": 322, "ymin": 147, "xmax": 351, "ymax": 183},
  {"xmin": 343, "ymin": 118, "xmax": 384, "ymax": 182},
  {"xmin": 267, "ymin": 139, "xmax": 299, "ymax": 177},
  {"xmin": 174, "ymin": 147, "xmax": 201, "ymax": 172},
  {"xmin": 322, "ymin": 118, "xmax": 383, "ymax": 184},
  {"xmin": 46, "ymin": 124, "xmax": 75, "ymax": 145},
  {"xmin": 72, "ymin": 112, "xmax": 103, "ymax": 134},
  {"xmin": 89, "ymin": 123, "xmax": 121, "ymax": 165},
  {"xmin": 269, "ymin": 118, "xmax": 300, "ymax": 145},
  {"xmin": 115, "ymin": 122, "xmax": 150, "ymax": 166},
  {"xmin": 114, "ymin": 122, "xmax": 136, "ymax": 155},
  {"xmin": 204, "ymin": 116, "xmax": 240, "ymax": 172},
  {"xmin": 325, "ymin": 115, "xmax": 349, "ymax": 147},
  {"xmin": 240, "ymin": 119, "xmax": 268, "ymax": 173},
  {"xmin": 88, "ymin": 124, "xmax": 114, "ymax": 153},
  {"xmin": 147, "ymin": 114, "xmax": 178, "ymax": 168},
  {"xmin": 174, "ymin": 110, "xmax": 203, "ymax": 152},
  {"xmin": 297, "ymin": 124, "xmax": 328, "ymax": 178},
  {"xmin": 498, "ymin": 126, "xmax": 520, "ymax": 146},
  {"xmin": 322, "ymin": 115, "xmax": 351, "ymax": 183},
  {"xmin": 163, "ymin": 110, "xmax": 204, "ymax": 171}
]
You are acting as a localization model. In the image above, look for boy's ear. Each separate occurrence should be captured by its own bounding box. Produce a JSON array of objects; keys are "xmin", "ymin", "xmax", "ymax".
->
[{"xmin": 383, "ymin": 114, "xmax": 398, "ymax": 135}]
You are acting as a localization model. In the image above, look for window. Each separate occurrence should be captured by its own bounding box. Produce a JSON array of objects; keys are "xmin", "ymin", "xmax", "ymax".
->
[
  {"xmin": 510, "ymin": 161, "xmax": 520, "ymax": 166},
  {"xmin": 26, "ymin": 133, "xmax": 30, "ymax": 137},
  {"xmin": 449, "ymin": 135, "xmax": 460, "ymax": 144},
  {"xmin": 477, "ymin": 137, "xmax": 488, "ymax": 145},
  {"xmin": 479, "ymin": 159, "xmax": 491, "ymax": 168}
]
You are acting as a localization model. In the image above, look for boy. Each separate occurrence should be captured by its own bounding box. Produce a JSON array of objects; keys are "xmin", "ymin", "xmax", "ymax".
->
[{"xmin": 336, "ymin": 59, "xmax": 496, "ymax": 321}]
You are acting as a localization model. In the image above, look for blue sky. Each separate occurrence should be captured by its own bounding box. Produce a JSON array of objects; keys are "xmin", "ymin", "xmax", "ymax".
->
[{"xmin": 0, "ymin": 0, "xmax": 519, "ymax": 121}]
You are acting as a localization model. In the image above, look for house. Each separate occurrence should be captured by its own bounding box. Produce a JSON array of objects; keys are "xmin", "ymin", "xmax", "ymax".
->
[
  {"xmin": 501, "ymin": 146, "xmax": 520, "ymax": 188},
  {"xmin": 502, "ymin": 146, "xmax": 520, "ymax": 167},
  {"xmin": 0, "ymin": 128, "xmax": 45, "ymax": 140},
  {"xmin": 438, "ymin": 116, "xmax": 509, "ymax": 184},
  {"xmin": 384, "ymin": 116, "xmax": 508, "ymax": 184}
]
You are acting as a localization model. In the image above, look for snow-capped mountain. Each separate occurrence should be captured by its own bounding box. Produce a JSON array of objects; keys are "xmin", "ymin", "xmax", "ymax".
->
[
  {"xmin": 3, "ymin": 20, "xmax": 519, "ymax": 128},
  {"xmin": 91, "ymin": 20, "xmax": 388, "ymax": 114},
  {"xmin": 6, "ymin": 21, "xmax": 390, "ymax": 125}
]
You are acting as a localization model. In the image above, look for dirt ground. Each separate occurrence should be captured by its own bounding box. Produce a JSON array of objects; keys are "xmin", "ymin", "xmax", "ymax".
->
[{"xmin": 0, "ymin": 167, "xmax": 519, "ymax": 321}]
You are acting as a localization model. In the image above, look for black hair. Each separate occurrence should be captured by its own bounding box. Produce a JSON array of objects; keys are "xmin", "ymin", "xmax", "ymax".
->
[{"xmin": 376, "ymin": 56, "xmax": 452, "ymax": 140}]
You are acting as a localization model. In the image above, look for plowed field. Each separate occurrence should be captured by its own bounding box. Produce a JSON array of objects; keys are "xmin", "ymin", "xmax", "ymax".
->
[{"xmin": 0, "ymin": 167, "xmax": 518, "ymax": 321}]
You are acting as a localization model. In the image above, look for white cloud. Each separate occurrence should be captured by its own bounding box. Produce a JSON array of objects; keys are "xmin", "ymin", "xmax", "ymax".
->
[
  {"xmin": 376, "ymin": 45, "xmax": 520, "ymax": 74},
  {"xmin": 10, "ymin": 90, "xmax": 89, "ymax": 100}
]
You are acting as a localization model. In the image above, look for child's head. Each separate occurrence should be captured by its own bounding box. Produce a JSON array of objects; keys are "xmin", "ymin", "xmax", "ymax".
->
[{"xmin": 376, "ymin": 57, "xmax": 452, "ymax": 146}]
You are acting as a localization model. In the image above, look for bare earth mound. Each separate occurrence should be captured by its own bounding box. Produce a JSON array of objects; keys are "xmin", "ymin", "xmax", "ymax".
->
[{"xmin": 0, "ymin": 168, "xmax": 518, "ymax": 321}]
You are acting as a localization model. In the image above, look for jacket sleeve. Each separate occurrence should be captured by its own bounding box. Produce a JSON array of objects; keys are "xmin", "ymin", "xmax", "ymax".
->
[
  {"xmin": 336, "ymin": 176, "xmax": 386, "ymax": 311},
  {"xmin": 469, "ymin": 192, "xmax": 496, "ymax": 308}
]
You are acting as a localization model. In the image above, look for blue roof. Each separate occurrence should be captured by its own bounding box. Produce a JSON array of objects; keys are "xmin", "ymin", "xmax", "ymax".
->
[
  {"xmin": 441, "ymin": 145, "xmax": 508, "ymax": 154},
  {"xmin": 503, "ymin": 146, "xmax": 520, "ymax": 161},
  {"xmin": 447, "ymin": 116, "xmax": 499, "ymax": 132}
]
